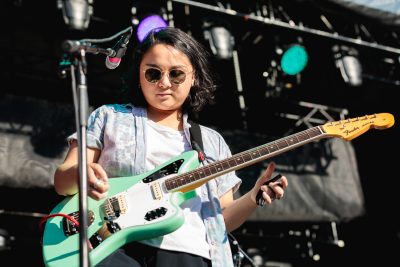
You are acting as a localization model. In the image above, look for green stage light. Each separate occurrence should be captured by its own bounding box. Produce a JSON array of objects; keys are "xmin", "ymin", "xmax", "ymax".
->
[{"xmin": 280, "ymin": 45, "xmax": 308, "ymax": 75}]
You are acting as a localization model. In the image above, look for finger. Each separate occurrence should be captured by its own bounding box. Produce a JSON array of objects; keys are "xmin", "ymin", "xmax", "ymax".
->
[
  {"xmin": 271, "ymin": 185, "xmax": 284, "ymax": 200},
  {"xmin": 90, "ymin": 163, "xmax": 108, "ymax": 182},
  {"xmin": 269, "ymin": 180, "xmax": 287, "ymax": 200},
  {"xmin": 262, "ymin": 191, "xmax": 274, "ymax": 205},
  {"xmin": 88, "ymin": 169, "xmax": 108, "ymax": 193},
  {"xmin": 266, "ymin": 185, "xmax": 277, "ymax": 199},
  {"xmin": 258, "ymin": 162, "xmax": 276, "ymax": 186},
  {"xmin": 272, "ymin": 175, "xmax": 288, "ymax": 189},
  {"xmin": 88, "ymin": 188, "xmax": 108, "ymax": 201}
]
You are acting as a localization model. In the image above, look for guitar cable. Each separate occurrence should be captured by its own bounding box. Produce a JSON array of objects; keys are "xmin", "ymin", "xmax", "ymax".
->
[{"xmin": 38, "ymin": 213, "xmax": 80, "ymax": 243}]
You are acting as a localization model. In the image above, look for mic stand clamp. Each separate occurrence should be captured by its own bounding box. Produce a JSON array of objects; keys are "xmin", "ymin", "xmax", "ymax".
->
[{"xmin": 62, "ymin": 39, "xmax": 115, "ymax": 57}]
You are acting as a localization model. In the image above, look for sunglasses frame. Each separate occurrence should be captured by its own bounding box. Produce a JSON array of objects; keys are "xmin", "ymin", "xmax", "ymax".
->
[{"xmin": 142, "ymin": 67, "xmax": 193, "ymax": 85}]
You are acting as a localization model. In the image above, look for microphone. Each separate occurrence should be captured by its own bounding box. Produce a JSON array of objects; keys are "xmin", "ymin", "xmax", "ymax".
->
[
  {"xmin": 58, "ymin": 0, "xmax": 94, "ymax": 31},
  {"xmin": 105, "ymin": 28, "xmax": 133, "ymax": 69}
]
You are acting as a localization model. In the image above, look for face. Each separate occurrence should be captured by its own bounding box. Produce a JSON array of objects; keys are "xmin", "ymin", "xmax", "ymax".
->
[{"xmin": 139, "ymin": 44, "xmax": 194, "ymax": 114}]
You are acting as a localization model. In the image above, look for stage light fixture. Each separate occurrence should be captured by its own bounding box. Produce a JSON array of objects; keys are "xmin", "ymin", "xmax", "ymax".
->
[
  {"xmin": 203, "ymin": 20, "xmax": 235, "ymax": 60},
  {"xmin": 58, "ymin": 0, "xmax": 93, "ymax": 31},
  {"xmin": 0, "ymin": 228, "xmax": 11, "ymax": 251},
  {"xmin": 136, "ymin": 14, "xmax": 168, "ymax": 42},
  {"xmin": 333, "ymin": 45, "xmax": 362, "ymax": 86},
  {"xmin": 280, "ymin": 44, "xmax": 309, "ymax": 75}
]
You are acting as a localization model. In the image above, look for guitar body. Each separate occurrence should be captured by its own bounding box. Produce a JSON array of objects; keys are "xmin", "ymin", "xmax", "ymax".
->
[{"xmin": 42, "ymin": 151, "xmax": 201, "ymax": 267}]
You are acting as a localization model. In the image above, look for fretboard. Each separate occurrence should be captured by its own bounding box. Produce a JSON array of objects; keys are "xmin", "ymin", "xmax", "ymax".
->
[{"xmin": 164, "ymin": 126, "xmax": 325, "ymax": 191}]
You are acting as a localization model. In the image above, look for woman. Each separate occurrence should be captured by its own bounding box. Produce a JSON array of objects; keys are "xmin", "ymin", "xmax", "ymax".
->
[{"xmin": 54, "ymin": 27, "xmax": 288, "ymax": 267}]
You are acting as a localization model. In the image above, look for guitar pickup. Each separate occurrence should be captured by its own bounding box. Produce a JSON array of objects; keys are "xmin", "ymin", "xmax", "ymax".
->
[
  {"xmin": 144, "ymin": 207, "xmax": 167, "ymax": 221},
  {"xmin": 151, "ymin": 182, "xmax": 163, "ymax": 200}
]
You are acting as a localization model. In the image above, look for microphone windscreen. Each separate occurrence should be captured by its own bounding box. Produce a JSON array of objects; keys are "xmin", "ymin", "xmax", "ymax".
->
[{"xmin": 105, "ymin": 57, "xmax": 121, "ymax": 70}]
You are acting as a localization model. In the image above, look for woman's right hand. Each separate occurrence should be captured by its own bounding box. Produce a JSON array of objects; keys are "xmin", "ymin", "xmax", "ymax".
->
[{"xmin": 88, "ymin": 162, "xmax": 109, "ymax": 200}]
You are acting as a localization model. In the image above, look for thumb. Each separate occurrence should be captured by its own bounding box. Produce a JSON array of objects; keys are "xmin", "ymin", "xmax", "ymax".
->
[{"xmin": 256, "ymin": 162, "xmax": 276, "ymax": 188}]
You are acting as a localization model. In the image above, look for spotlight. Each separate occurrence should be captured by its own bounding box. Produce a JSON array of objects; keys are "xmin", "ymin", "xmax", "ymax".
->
[
  {"xmin": 280, "ymin": 44, "xmax": 309, "ymax": 75},
  {"xmin": 333, "ymin": 45, "xmax": 362, "ymax": 86},
  {"xmin": 136, "ymin": 14, "xmax": 168, "ymax": 42},
  {"xmin": 203, "ymin": 19, "xmax": 235, "ymax": 60},
  {"xmin": 0, "ymin": 228, "xmax": 12, "ymax": 251},
  {"xmin": 57, "ymin": 0, "xmax": 94, "ymax": 31}
]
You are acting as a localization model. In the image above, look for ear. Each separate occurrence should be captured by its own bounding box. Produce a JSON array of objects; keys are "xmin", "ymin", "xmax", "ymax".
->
[{"xmin": 191, "ymin": 79, "xmax": 195, "ymax": 87}]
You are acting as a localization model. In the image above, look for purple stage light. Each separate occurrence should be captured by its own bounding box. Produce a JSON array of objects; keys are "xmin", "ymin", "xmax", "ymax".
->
[{"xmin": 137, "ymin": 14, "xmax": 168, "ymax": 42}]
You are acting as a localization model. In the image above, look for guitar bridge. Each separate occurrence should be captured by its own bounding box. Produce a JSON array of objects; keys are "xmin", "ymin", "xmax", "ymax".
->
[
  {"xmin": 62, "ymin": 210, "xmax": 94, "ymax": 236},
  {"xmin": 103, "ymin": 194, "xmax": 127, "ymax": 220}
]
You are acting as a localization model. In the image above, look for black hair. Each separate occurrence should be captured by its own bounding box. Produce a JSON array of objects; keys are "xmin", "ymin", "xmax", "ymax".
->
[{"xmin": 120, "ymin": 27, "xmax": 216, "ymax": 113}]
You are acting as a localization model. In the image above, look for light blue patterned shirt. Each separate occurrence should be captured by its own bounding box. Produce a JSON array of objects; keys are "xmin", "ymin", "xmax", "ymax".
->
[{"xmin": 68, "ymin": 104, "xmax": 242, "ymax": 267}]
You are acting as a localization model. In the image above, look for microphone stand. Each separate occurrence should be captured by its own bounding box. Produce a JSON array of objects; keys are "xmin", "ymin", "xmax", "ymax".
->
[
  {"xmin": 59, "ymin": 25, "xmax": 131, "ymax": 266},
  {"xmin": 229, "ymin": 232, "xmax": 258, "ymax": 267},
  {"xmin": 60, "ymin": 41, "xmax": 115, "ymax": 267}
]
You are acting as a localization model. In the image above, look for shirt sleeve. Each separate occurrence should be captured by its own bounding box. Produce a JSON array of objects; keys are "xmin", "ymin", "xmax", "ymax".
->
[{"xmin": 66, "ymin": 105, "xmax": 106, "ymax": 150}]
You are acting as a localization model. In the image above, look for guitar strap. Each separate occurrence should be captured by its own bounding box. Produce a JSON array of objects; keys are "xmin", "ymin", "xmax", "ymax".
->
[{"xmin": 188, "ymin": 120, "xmax": 206, "ymax": 163}]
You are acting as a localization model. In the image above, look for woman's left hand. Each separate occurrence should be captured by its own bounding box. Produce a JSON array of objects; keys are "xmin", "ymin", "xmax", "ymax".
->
[{"xmin": 251, "ymin": 162, "xmax": 288, "ymax": 206}]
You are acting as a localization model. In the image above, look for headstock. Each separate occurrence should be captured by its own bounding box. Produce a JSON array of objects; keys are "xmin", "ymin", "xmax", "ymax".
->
[{"xmin": 322, "ymin": 113, "xmax": 394, "ymax": 141}]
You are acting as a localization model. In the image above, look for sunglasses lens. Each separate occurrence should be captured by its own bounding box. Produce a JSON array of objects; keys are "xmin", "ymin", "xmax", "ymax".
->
[
  {"xmin": 144, "ymin": 68, "xmax": 188, "ymax": 84},
  {"xmin": 169, "ymin": 69, "xmax": 186, "ymax": 84},
  {"xmin": 144, "ymin": 68, "xmax": 162, "ymax": 83}
]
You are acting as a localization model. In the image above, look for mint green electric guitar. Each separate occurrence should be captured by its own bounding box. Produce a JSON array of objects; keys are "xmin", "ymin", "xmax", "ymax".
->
[{"xmin": 41, "ymin": 113, "xmax": 394, "ymax": 267}]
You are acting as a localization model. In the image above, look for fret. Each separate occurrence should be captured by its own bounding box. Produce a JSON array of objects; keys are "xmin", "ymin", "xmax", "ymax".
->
[
  {"xmin": 258, "ymin": 146, "xmax": 269, "ymax": 156},
  {"xmin": 187, "ymin": 173, "xmax": 195, "ymax": 182},
  {"xmin": 197, "ymin": 169, "xmax": 206, "ymax": 179},
  {"xmin": 193, "ymin": 171, "xmax": 201, "ymax": 182},
  {"xmin": 268, "ymin": 143, "xmax": 279, "ymax": 153},
  {"xmin": 307, "ymin": 127, "xmax": 321, "ymax": 138},
  {"xmin": 227, "ymin": 158, "xmax": 237, "ymax": 167},
  {"xmin": 234, "ymin": 156, "xmax": 244, "ymax": 165},
  {"xmin": 177, "ymin": 177, "xmax": 184, "ymax": 186},
  {"xmin": 276, "ymin": 140, "xmax": 288, "ymax": 149},
  {"xmin": 203, "ymin": 167, "xmax": 212, "ymax": 176},
  {"xmin": 209, "ymin": 164, "xmax": 218, "ymax": 174},
  {"xmin": 214, "ymin": 163, "xmax": 224, "ymax": 173},
  {"xmin": 169, "ymin": 179, "xmax": 177, "ymax": 190},
  {"xmin": 296, "ymin": 131, "xmax": 310, "ymax": 142},
  {"xmin": 250, "ymin": 149, "xmax": 261, "ymax": 159},
  {"xmin": 221, "ymin": 161, "xmax": 230, "ymax": 170},
  {"xmin": 285, "ymin": 136, "xmax": 298, "ymax": 146},
  {"xmin": 242, "ymin": 152, "xmax": 252, "ymax": 162}
]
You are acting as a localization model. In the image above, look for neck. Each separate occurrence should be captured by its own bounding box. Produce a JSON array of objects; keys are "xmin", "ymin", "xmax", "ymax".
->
[{"xmin": 147, "ymin": 107, "xmax": 183, "ymax": 131}]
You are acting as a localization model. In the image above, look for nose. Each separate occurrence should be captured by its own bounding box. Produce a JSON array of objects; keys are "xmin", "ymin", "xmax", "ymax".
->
[{"xmin": 157, "ymin": 72, "xmax": 172, "ymax": 88}]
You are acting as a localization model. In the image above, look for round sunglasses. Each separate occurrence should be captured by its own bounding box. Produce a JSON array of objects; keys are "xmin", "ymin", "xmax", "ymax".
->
[{"xmin": 143, "ymin": 67, "xmax": 192, "ymax": 85}]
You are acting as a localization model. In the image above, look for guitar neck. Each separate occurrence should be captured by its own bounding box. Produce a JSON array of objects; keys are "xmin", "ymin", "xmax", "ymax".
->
[{"xmin": 165, "ymin": 125, "xmax": 327, "ymax": 192}]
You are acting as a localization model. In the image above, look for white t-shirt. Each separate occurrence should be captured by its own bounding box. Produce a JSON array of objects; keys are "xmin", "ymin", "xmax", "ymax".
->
[{"xmin": 139, "ymin": 118, "xmax": 211, "ymax": 259}]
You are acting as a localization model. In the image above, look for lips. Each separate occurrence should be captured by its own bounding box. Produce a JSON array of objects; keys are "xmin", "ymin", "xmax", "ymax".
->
[{"xmin": 156, "ymin": 93, "xmax": 172, "ymax": 97}]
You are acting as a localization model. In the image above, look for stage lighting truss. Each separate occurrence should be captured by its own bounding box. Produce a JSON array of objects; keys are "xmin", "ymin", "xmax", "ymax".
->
[{"xmin": 170, "ymin": 0, "xmax": 400, "ymax": 86}]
